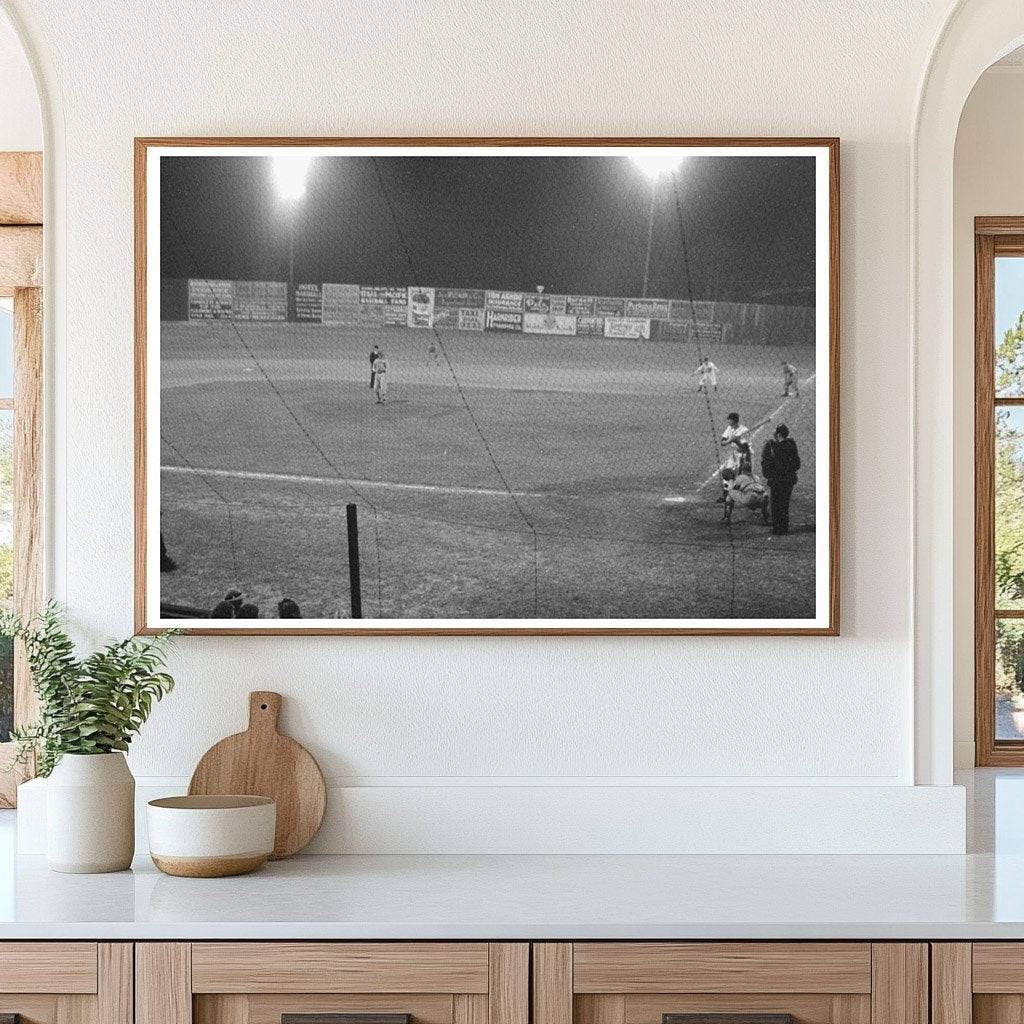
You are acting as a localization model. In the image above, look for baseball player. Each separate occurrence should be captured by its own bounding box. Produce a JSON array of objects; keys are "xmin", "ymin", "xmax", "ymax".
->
[
  {"xmin": 720, "ymin": 466, "xmax": 770, "ymax": 524},
  {"xmin": 369, "ymin": 344, "xmax": 381, "ymax": 389},
  {"xmin": 781, "ymin": 361, "xmax": 799, "ymax": 397},
  {"xmin": 696, "ymin": 356, "xmax": 719, "ymax": 393},
  {"xmin": 720, "ymin": 409, "xmax": 753, "ymax": 477},
  {"xmin": 372, "ymin": 350, "xmax": 389, "ymax": 403}
]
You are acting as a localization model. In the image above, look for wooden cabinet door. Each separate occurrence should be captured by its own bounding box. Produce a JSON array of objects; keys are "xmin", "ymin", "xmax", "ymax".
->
[
  {"xmin": 534, "ymin": 944, "xmax": 927, "ymax": 1024},
  {"xmin": 0, "ymin": 942, "xmax": 132, "ymax": 1024},
  {"xmin": 137, "ymin": 943, "xmax": 528, "ymax": 1024},
  {"xmin": 934, "ymin": 943, "xmax": 1024, "ymax": 1024}
]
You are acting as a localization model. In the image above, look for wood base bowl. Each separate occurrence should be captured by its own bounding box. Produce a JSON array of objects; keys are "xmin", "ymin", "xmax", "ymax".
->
[{"xmin": 147, "ymin": 795, "xmax": 276, "ymax": 878}]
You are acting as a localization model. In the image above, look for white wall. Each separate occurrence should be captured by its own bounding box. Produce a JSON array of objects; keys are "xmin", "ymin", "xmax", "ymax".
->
[
  {"xmin": 0, "ymin": 0, "xmax": 972, "ymax": 851},
  {"xmin": 952, "ymin": 65, "xmax": 1024, "ymax": 768},
  {"xmin": 0, "ymin": 8, "xmax": 39, "ymax": 151}
]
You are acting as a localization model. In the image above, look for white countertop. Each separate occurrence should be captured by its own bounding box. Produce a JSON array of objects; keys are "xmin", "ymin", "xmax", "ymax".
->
[
  {"xmin": 1, "ymin": 849, "xmax": 1023, "ymax": 940},
  {"xmin": 1, "ymin": 770, "xmax": 1021, "ymax": 941}
]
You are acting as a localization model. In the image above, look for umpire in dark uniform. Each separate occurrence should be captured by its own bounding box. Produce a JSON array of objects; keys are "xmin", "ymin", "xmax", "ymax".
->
[{"xmin": 760, "ymin": 424, "xmax": 800, "ymax": 535}]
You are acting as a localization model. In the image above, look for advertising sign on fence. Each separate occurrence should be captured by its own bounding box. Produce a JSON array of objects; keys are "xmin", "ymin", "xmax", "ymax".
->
[
  {"xmin": 294, "ymin": 283, "xmax": 322, "ymax": 322},
  {"xmin": 360, "ymin": 285, "xmax": 408, "ymax": 305},
  {"xmin": 624, "ymin": 298, "xmax": 670, "ymax": 320},
  {"xmin": 233, "ymin": 280, "xmax": 287, "ymax": 321},
  {"xmin": 689, "ymin": 321, "xmax": 724, "ymax": 346},
  {"xmin": 670, "ymin": 299, "xmax": 715, "ymax": 322},
  {"xmin": 566, "ymin": 295, "xmax": 595, "ymax": 315},
  {"xmin": 545, "ymin": 295, "xmax": 568, "ymax": 315},
  {"xmin": 321, "ymin": 283, "xmax": 362, "ymax": 325},
  {"xmin": 383, "ymin": 304, "xmax": 408, "ymax": 326},
  {"xmin": 407, "ymin": 286, "xmax": 436, "ymax": 328},
  {"xmin": 433, "ymin": 306, "xmax": 458, "ymax": 329},
  {"xmin": 594, "ymin": 296, "xmax": 625, "ymax": 316},
  {"xmin": 523, "ymin": 312, "xmax": 577, "ymax": 336},
  {"xmin": 575, "ymin": 315, "xmax": 605, "ymax": 336},
  {"xmin": 523, "ymin": 294, "xmax": 550, "ymax": 314},
  {"xmin": 604, "ymin": 317, "xmax": 651, "ymax": 339},
  {"xmin": 187, "ymin": 279, "xmax": 233, "ymax": 320},
  {"xmin": 458, "ymin": 308, "xmax": 485, "ymax": 331},
  {"xmin": 436, "ymin": 287, "xmax": 485, "ymax": 308},
  {"xmin": 486, "ymin": 290, "xmax": 524, "ymax": 312},
  {"xmin": 485, "ymin": 310, "xmax": 523, "ymax": 332}
]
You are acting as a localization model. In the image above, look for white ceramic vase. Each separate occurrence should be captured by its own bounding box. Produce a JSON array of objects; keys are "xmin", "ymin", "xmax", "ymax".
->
[{"xmin": 46, "ymin": 752, "xmax": 135, "ymax": 873}]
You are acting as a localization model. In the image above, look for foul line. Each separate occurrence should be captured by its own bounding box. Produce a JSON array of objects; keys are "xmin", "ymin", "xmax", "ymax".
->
[
  {"xmin": 162, "ymin": 464, "xmax": 569, "ymax": 501},
  {"xmin": 666, "ymin": 372, "xmax": 817, "ymax": 503}
]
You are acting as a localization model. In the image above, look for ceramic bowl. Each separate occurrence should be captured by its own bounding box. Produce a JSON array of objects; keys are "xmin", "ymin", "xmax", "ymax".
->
[{"xmin": 147, "ymin": 795, "xmax": 276, "ymax": 877}]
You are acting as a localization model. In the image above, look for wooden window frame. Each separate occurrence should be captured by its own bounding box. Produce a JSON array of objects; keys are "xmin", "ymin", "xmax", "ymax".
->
[{"xmin": 0, "ymin": 151, "xmax": 43, "ymax": 806}]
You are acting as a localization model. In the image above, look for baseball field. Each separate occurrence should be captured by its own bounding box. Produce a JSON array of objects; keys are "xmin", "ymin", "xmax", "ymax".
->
[{"xmin": 158, "ymin": 322, "xmax": 818, "ymax": 621}]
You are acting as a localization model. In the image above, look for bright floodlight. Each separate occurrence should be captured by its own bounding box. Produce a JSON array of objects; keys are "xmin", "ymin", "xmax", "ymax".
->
[
  {"xmin": 271, "ymin": 152, "xmax": 314, "ymax": 201},
  {"xmin": 629, "ymin": 152, "xmax": 685, "ymax": 180}
]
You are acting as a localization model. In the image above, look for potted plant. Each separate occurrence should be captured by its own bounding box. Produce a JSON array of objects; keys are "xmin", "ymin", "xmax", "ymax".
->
[{"xmin": 2, "ymin": 604, "xmax": 178, "ymax": 873}]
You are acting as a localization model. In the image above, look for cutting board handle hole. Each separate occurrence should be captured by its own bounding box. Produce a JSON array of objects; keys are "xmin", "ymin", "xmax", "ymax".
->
[{"xmin": 260, "ymin": 702, "xmax": 268, "ymax": 710}]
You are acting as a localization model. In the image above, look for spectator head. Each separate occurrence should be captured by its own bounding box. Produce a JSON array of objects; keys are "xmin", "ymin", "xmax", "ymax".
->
[
  {"xmin": 775, "ymin": 424, "xmax": 790, "ymax": 439},
  {"xmin": 237, "ymin": 602, "xmax": 260, "ymax": 618},
  {"xmin": 224, "ymin": 589, "xmax": 244, "ymax": 610},
  {"xmin": 727, "ymin": 412, "xmax": 739, "ymax": 425},
  {"xmin": 210, "ymin": 600, "xmax": 235, "ymax": 618},
  {"xmin": 278, "ymin": 598, "xmax": 301, "ymax": 619}
]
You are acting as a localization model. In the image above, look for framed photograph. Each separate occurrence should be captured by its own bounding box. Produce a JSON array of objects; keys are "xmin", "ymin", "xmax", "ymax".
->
[{"xmin": 135, "ymin": 137, "xmax": 839, "ymax": 635}]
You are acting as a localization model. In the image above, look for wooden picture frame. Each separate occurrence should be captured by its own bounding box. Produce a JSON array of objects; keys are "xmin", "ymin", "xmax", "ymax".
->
[{"xmin": 135, "ymin": 137, "xmax": 840, "ymax": 636}]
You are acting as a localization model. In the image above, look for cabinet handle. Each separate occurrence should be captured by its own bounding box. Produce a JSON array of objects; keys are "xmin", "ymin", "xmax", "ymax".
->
[
  {"xmin": 283, "ymin": 1016, "xmax": 411, "ymax": 1024},
  {"xmin": 664, "ymin": 1016, "xmax": 796, "ymax": 1024}
]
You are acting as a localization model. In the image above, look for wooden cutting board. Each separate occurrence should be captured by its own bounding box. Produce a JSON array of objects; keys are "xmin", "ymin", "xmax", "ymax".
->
[{"xmin": 188, "ymin": 691, "xmax": 326, "ymax": 859}]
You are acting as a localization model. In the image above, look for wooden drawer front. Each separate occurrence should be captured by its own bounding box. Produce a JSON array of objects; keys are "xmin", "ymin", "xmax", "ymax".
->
[
  {"xmin": 191, "ymin": 943, "xmax": 490, "ymax": 994},
  {"xmin": 577, "ymin": 993, "xmax": 870, "ymax": 1024},
  {"xmin": 196, "ymin": 993, "xmax": 461, "ymax": 1024},
  {"xmin": 973, "ymin": 944, "xmax": 1024, "ymax": 992},
  {"xmin": 572, "ymin": 944, "xmax": 873, "ymax": 995},
  {"xmin": 0, "ymin": 942, "xmax": 98, "ymax": 993}
]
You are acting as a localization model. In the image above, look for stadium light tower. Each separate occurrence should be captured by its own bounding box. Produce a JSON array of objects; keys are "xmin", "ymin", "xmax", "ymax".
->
[
  {"xmin": 271, "ymin": 153, "xmax": 314, "ymax": 318},
  {"xmin": 630, "ymin": 152, "xmax": 685, "ymax": 297}
]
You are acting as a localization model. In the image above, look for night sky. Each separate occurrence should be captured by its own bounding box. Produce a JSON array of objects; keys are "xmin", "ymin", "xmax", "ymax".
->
[{"xmin": 160, "ymin": 154, "xmax": 816, "ymax": 304}]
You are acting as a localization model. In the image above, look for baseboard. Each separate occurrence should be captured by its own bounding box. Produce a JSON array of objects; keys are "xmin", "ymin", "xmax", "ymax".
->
[{"xmin": 16, "ymin": 778, "xmax": 967, "ymax": 856}]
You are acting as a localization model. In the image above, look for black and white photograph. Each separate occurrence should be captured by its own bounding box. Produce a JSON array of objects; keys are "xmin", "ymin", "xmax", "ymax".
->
[{"xmin": 137, "ymin": 140, "xmax": 838, "ymax": 634}]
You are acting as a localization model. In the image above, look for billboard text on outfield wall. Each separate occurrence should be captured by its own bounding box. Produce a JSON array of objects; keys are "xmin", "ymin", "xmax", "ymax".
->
[
  {"xmin": 566, "ymin": 295, "xmax": 595, "ymax": 315},
  {"xmin": 437, "ymin": 288, "xmax": 485, "ymax": 308},
  {"xmin": 485, "ymin": 309, "xmax": 523, "ymax": 332},
  {"xmin": 321, "ymin": 283, "xmax": 361, "ymax": 325},
  {"xmin": 458, "ymin": 308, "xmax": 485, "ymax": 331},
  {"xmin": 523, "ymin": 312, "xmax": 577, "ymax": 336},
  {"xmin": 407, "ymin": 286, "xmax": 435, "ymax": 328},
  {"xmin": 360, "ymin": 285, "xmax": 407, "ymax": 305},
  {"xmin": 485, "ymin": 290, "xmax": 524, "ymax": 312},
  {"xmin": 187, "ymin": 279, "xmax": 233, "ymax": 320},
  {"xmin": 604, "ymin": 317, "xmax": 651, "ymax": 339},
  {"xmin": 295, "ymin": 283, "xmax": 322, "ymax": 321}
]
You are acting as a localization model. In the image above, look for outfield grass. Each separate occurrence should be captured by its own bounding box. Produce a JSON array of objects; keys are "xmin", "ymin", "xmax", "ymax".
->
[{"xmin": 159, "ymin": 322, "xmax": 818, "ymax": 620}]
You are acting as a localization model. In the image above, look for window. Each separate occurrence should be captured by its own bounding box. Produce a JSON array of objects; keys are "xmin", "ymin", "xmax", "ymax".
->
[
  {"xmin": 975, "ymin": 220, "xmax": 1024, "ymax": 764},
  {"xmin": 0, "ymin": 152, "xmax": 42, "ymax": 805}
]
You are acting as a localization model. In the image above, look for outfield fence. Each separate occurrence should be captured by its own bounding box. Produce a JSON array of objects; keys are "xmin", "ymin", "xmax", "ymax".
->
[{"xmin": 160, "ymin": 277, "xmax": 815, "ymax": 347}]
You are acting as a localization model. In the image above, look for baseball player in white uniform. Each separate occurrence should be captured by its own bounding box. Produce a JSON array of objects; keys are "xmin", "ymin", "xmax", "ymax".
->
[
  {"xmin": 697, "ymin": 357, "xmax": 719, "ymax": 393},
  {"xmin": 373, "ymin": 351, "xmax": 389, "ymax": 403},
  {"xmin": 781, "ymin": 361, "xmax": 799, "ymax": 397},
  {"xmin": 719, "ymin": 412, "xmax": 751, "ymax": 500}
]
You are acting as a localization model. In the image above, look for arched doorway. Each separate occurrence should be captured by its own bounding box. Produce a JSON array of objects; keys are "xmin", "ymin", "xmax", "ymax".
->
[{"xmin": 914, "ymin": 0, "xmax": 1024, "ymax": 784}]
